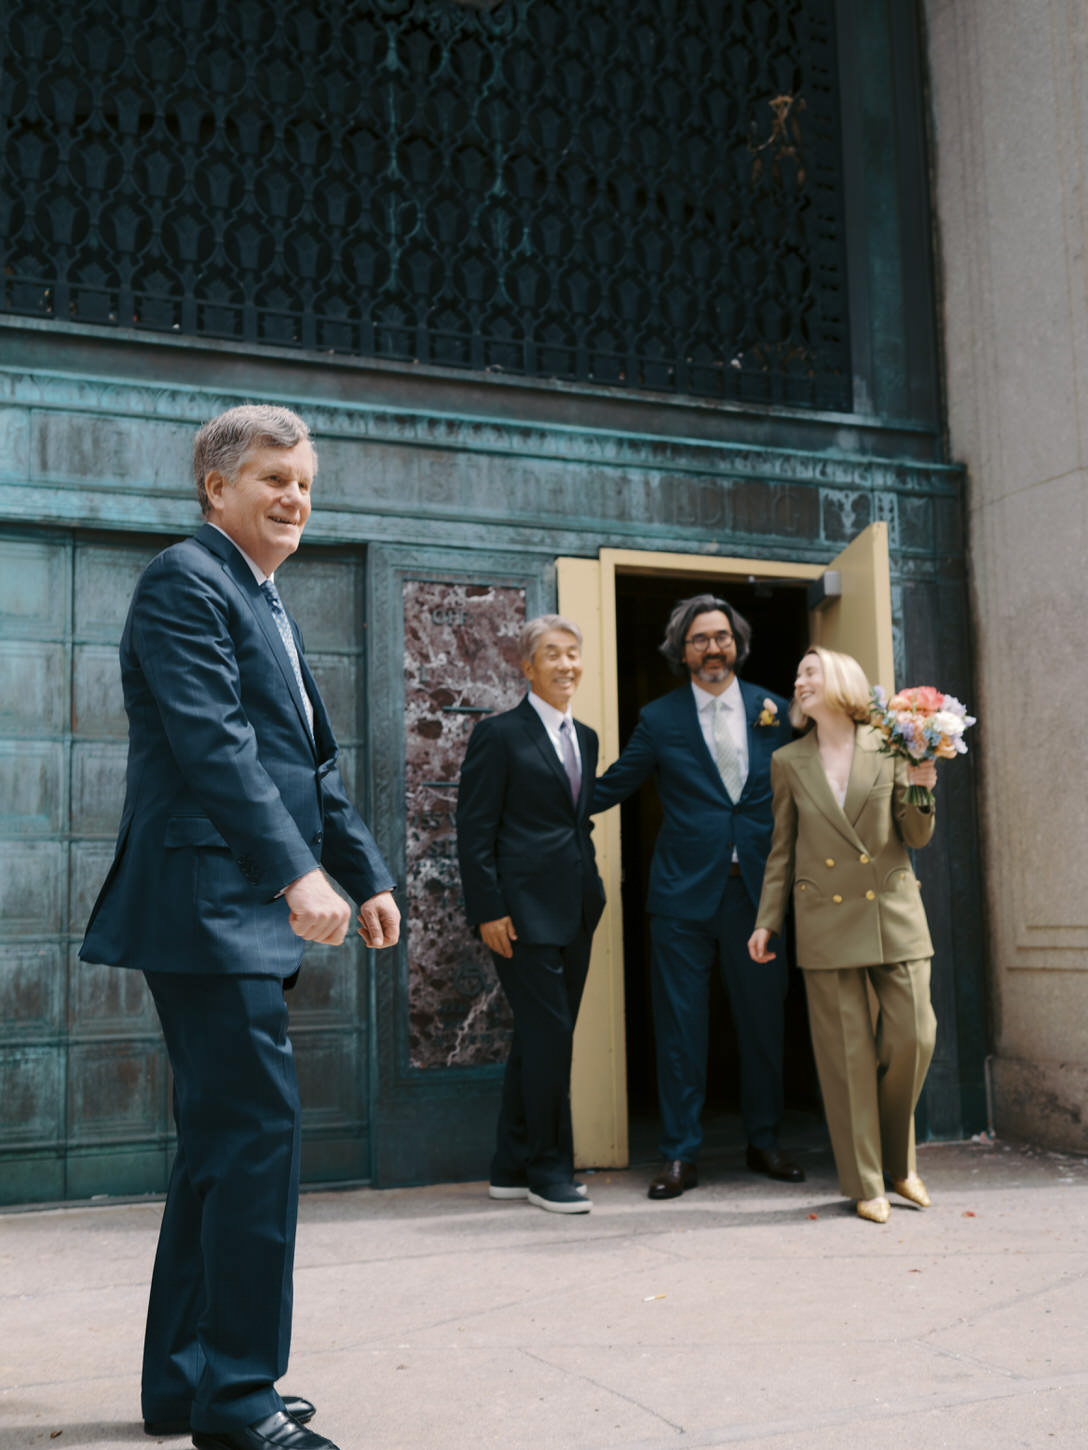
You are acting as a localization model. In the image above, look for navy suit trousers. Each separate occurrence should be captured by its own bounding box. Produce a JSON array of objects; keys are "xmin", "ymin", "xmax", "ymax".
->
[
  {"xmin": 650, "ymin": 875, "xmax": 787, "ymax": 1161},
  {"xmin": 142, "ymin": 973, "xmax": 300, "ymax": 1433},
  {"xmin": 490, "ymin": 926, "xmax": 592, "ymax": 1190}
]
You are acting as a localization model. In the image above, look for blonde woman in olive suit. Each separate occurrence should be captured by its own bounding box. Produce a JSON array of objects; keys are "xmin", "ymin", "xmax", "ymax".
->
[{"xmin": 748, "ymin": 647, "xmax": 938, "ymax": 1224}]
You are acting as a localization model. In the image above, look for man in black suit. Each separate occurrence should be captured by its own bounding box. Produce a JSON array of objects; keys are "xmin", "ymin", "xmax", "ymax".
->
[
  {"xmin": 456, "ymin": 615, "xmax": 605, "ymax": 1214},
  {"xmin": 81, "ymin": 405, "xmax": 399, "ymax": 1450}
]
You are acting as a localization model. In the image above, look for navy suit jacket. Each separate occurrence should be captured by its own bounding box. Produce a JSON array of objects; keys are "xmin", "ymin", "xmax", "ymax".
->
[
  {"xmin": 456, "ymin": 697, "xmax": 606, "ymax": 945},
  {"xmin": 592, "ymin": 679, "xmax": 791, "ymax": 917},
  {"xmin": 80, "ymin": 524, "xmax": 394, "ymax": 978}
]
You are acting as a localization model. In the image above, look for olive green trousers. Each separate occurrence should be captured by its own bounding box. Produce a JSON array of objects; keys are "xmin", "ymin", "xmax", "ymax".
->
[{"xmin": 803, "ymin": 958, "xmax": 937, "ymax": 1201}]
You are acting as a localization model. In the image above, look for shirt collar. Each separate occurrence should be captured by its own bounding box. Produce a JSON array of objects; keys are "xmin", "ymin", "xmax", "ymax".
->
[
  {"xmin": 692, "ymin": 675, "xmax": 742, "ymax": 713},
  {"xmin": 528, "ymin": 691, "xmax": 574, "ymax": 733},
  {"xmin": 207, "ymin": 522, "xmax": 270, "ymax": 585}
]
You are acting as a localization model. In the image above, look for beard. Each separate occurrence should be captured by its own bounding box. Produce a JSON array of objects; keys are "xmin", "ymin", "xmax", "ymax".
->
[{"xmin": 691, "ymin": 654, "xmax": 734, "ymax": 683}]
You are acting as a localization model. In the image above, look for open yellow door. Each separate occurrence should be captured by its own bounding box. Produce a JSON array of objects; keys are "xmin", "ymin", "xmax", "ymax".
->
[
  {"xmin": 556, "ymin": 556, "xmax": 628, "ymax": 1167},
  {"xmin": 558, "ymin": 527, "xmax": 895, "ymax": 1169},
  {"xmin": 810, "ymin": 522, "xmax": 895, "ymax": 691}
]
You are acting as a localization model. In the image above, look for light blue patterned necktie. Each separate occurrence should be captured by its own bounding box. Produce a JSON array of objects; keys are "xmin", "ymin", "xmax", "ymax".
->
[
  {"xmin": 712, "ymin": 696, "xmax": 744, "ymax": 801},
  {"xmin": 260, "ymin": 579, "xmax": 314, "ymax": 739}
]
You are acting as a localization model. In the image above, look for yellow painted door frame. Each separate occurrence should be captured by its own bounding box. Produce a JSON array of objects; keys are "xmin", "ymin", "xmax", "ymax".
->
[{"xmin": 558, "ymin": 523, "xmax": 893, "ymax": 1167}]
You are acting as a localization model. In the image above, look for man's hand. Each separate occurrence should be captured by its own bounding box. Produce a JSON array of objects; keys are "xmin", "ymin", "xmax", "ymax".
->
[
  {"xmin": 480, "ymin": 915, "xmax": 518, "ymax": 959},
  {"xmin": 747, "ymin": 928, "xmax": 776, "ymax": 964},
  {"xmin": 284, "ymin": 868, "xmax": 352, "ymax": 945},
  {"xmin": 357, "ymin": 891, "xmax": 401, "ymax": 949}
]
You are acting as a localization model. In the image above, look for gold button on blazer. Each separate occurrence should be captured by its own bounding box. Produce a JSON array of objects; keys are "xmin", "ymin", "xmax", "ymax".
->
[{"xmin": 754, "ymin": 724, "xmax": 935, "ymax": 970}]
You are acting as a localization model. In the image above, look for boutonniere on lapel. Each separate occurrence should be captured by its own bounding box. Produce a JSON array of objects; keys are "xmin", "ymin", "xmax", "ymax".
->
[{"xmin": 755, "ymin": 698, "xmax": 779, "ymax": 728}]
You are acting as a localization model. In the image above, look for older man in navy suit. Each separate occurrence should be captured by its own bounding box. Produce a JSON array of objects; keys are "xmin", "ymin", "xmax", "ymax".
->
[
  {"xmin": 593, "ymin": 594, "xmax": 802, "ymax": 1199},
  {"xmin": 81, "ymin": 405, "xmax": 399, "ymax": 1450},
  {"xmin": 456, "ymin": 615, "xmax": 605, "ymax": 1215}
]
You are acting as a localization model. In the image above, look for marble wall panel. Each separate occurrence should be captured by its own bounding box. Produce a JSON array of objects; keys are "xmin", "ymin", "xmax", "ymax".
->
[{"xmin": 402, "ymin": 579, "xmax": 526, "ymax": 1069}]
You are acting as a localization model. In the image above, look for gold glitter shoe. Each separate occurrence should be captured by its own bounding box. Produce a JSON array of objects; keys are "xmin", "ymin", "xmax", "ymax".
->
[
  {"xmin": 856, "ymin": 1195, "xmax": 891, "ymax": 1223},
  {"xmin": 890, "ymin": 1173, "xmax": 931, "ymax": 1208}
]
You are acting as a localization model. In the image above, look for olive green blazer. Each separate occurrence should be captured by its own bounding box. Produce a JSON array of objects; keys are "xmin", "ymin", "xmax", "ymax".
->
[{"xmin": 755, "ymin": 724, "xmax": 935, "ymax": 971}]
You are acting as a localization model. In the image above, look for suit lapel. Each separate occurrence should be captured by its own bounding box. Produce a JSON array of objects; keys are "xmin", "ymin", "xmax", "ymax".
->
[
  {"xmin": 297, "ymin": 649, "xmax": 333, "ymax": 757},
  {"xmin": 574, "ymin": 718, "xmax": 596, "ymax": 817},
  {"xmin": 518, "ymin": 697, "xmax": 575, "ymax": 805},
  {"xmin": 737, "ymin": 680, "xmax": 766, "ymax": 801},
  {"xmin": 196, "ymin": 525, "xmax": 317, "ymax": 754},
  {"xmin": 843, "ymin": 724, "xmax": 883, "ymax": 826},
  {"xmin": 790, "ymin": 731, "xmax": 869, "ymax": 851}
]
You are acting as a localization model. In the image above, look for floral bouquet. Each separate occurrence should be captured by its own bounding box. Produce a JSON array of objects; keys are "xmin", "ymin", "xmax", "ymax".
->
[{"xmin": 868, "ymin": 684, "xmax": 976, "ymax": 809}]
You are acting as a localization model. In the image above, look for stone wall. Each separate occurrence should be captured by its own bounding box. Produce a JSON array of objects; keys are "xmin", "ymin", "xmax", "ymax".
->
[{"xmin": 926, "ymin": 0, "xmax": 1088, "ymax": 1148}]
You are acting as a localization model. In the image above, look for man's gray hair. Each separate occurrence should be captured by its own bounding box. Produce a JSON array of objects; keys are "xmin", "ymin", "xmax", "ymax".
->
[
  {"xmin": 193, "ymin": 405, "xmax": 316, "ymax": 515},
  {"xmin": 519, "ymin": 613, "xmax": 583, "ymax": 663},
  {"xmin": 659, "ymin": 593, "xmax": 752, "ymax": 677}
]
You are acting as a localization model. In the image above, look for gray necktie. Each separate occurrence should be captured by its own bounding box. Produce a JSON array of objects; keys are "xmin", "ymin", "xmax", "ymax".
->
[
  {"xmin": 712, "ymin": 697, "xmax": 743, "ymax": 801},
  {"xmin": 260, "ymin": 579, "xmax": 315, "ymax": 738},
  {"xmin": 559, "ymin": 718, "xmax": 581, "ymax": 803}
]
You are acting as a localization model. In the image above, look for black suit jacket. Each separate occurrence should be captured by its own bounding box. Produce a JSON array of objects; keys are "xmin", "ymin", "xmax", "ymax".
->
[
  {"xmin": 456, "ymin": 696, "xmax": 606, "ymax": 945},
  {"xmin": 80, "ymin": 524, "xmax": 394, "ymax": 978}
]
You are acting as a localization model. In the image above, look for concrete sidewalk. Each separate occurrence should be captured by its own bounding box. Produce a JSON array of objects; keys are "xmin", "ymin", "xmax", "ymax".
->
[{"xmin": 2, "ymin": 1131, "xmax": 1087, "ymax": 1450}]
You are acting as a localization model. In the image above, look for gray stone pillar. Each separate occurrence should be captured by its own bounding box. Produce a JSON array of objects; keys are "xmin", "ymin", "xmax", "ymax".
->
[{"xmin": 926, "ymin": 0, "xmax": 1088, "ymax": 1148}]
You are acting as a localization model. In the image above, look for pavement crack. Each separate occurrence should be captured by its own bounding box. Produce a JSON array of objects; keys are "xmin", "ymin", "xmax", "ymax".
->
[
  {"xmin": 518, "ymin": 1347, "xmax": 687, "ymax": 1435},
  {"xmin": 917, "ymin": 1262, "xmax": 1088, "ymax": 1341}
]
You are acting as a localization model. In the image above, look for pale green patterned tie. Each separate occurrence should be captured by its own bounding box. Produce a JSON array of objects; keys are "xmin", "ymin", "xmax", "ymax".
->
[{"xmin": 712, "ymin": 697, "xmax": 743, "ymax": 802}]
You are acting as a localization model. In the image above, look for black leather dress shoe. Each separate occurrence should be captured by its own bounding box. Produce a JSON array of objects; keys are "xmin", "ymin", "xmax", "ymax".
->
[
  {"xmin": 648, "ymin": 1160, "xmax": 698, "ymax": 1199},
  {"xmin": 145, "ymin": 1398, "xmax": 315, "ymax": 1438},
  {"xmin": 746, "ymin": 1145, "xmax": 805, "ymax": 1183},
  {"xmin": 192, "ymin": 1410, "xmax": 336, "ymax": 1450}
]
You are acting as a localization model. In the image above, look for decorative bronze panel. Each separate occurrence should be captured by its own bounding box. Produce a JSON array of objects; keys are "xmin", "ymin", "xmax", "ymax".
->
[
  {"xmin": 1, "ymin": 0, "xmax": 849, "ymax": 408},
  {"xmin": 0, "ymin": 528, "xmax": 377, "ymax": 1198},
  {"xmin": 402, "ymin": 578, "xmax": 525, "ymax": 1069}
]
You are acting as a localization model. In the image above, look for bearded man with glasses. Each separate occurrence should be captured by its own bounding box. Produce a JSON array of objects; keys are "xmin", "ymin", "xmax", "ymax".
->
[{"xmin": 592, "ymin": 594, "xmax": 803, "ymax": 1199}]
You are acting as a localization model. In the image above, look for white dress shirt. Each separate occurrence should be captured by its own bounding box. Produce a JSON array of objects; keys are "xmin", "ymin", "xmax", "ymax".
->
[
  {"xmin": 527, "ymin": 691, "xmax": 582, "ymax": 772},
  {"xmin": 208, "ymin": 522, "xmax": 269, "ymax": 584},
  {"xmin": 693, "ymin": 677, "xmax": 747, "ymax": 862},
  {"xmin": 209, "ymin": 523, "xmax": 314, "ymax": 729},
  {"xmin": 692, "ymin": 676, "xmax": 749, "ymax": 784}
]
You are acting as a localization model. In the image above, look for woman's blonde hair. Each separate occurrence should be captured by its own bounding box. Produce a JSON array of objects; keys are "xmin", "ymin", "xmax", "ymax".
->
[{"xmin": 790, "ymin": 646, "xmax": 872, "ymax": 730}]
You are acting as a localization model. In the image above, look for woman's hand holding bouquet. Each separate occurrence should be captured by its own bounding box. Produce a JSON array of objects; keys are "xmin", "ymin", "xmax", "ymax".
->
[{"xmin": 868, "ymin": 685, "xmax": 975, "ymax": 809}]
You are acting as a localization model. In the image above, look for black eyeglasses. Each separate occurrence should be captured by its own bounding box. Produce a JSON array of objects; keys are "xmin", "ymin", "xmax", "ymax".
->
[{"xmin": 685, "ymin": 630, "xmax": 734, "ymax": 651}]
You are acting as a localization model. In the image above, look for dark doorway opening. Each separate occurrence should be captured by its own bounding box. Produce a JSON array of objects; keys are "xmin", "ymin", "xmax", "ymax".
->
[{"xmin": 612, "ymin": 570, "xmax": 822, "ymax": 1161}]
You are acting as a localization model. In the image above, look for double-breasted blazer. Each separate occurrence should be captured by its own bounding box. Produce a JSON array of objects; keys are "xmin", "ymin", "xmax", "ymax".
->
[
  {"xmin": 592, "ymin": 680, "xmax": 791, "ymax": 916},
  {"xmin": 755, "ymin": 724, "xmax": 935, "ymax": 970},
  {"xmin": 456, "ymin": 696, "xmax": 606, "ymax": 945},
  {"xmin": 80, "ymin": 524, "xmax": 394, "ymax": 979}
]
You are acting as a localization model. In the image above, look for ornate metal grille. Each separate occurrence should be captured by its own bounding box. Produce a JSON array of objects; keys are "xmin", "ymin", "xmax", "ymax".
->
[{"xmin": 1, "ymin": 0, "xmax": 850, "ymax": 409}]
